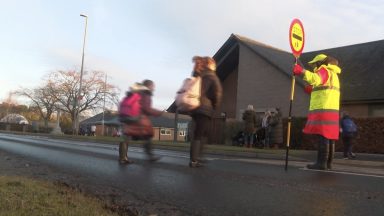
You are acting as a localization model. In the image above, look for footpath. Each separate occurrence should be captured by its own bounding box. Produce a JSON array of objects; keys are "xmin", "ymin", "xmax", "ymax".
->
[{"xmin": 150, "ymin": 143, "xmax": 384, "ymax": 177}]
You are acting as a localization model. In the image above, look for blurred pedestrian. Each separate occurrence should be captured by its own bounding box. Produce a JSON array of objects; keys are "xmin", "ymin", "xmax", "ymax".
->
[
  {"xmin": 189, "ymin": 56, "xmax": 223, "ymax": 168},
  {"xmin": 90, "ymin": 125, "xmax": 96, "ymax": 136},
  {"xmin": 140, "ymin": 79, "xmax": 164, "ymax": 161},
  {"xmin": 242, "ymin": 105, "xmax": 257, "ymax": 148},
  {"xmin": 261, "ymin": 110, "xmax": 272, "ymax": 148},
  {"xmin": 270, "ymin": 108, "xmax": 283, "ymax": 148},
  {"xmin": 118, "ymin": 80, "xmax": 163, "ymax": 164},
  {"xmin": 340, "ymin": 111, "xmax": 357, "ymax": 159},
  {"xmin": 293, "ymin": 54, "xmax": 341, "ymax": 170}
]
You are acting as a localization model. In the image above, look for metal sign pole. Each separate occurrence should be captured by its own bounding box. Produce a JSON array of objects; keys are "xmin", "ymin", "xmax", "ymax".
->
[
  {"xmin": 285, "ymin": 57, "xmax": 297, "ymax": 171},
  {"xmin": 286, "ymin": 18, "xmax": 305, "ymax": 171}
]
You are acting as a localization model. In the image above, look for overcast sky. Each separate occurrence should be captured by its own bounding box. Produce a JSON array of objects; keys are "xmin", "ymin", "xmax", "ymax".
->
[{"xmin": 1, "ymin": 0, "xmax": 383, "ymax": 110}]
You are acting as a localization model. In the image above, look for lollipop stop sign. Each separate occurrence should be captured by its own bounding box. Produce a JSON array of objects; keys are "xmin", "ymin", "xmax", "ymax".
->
[{"xmin": 289, "ymin": 19, "xmax": 305, "ymax": 57}]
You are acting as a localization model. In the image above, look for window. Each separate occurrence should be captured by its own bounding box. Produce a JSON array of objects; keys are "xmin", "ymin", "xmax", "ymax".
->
[
  {"xmin": 160, "ymin": 129, "xmax": 171, "ymax": 136},
  {"xmin": 179, "ymin": 131, "xmax": 186, "ymax": 136}
]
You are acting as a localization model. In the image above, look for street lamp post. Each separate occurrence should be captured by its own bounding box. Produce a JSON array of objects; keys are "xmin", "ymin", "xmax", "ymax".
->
[
  {"xmin": 75, "ymin": 14, "xmax": 88, "ymax": 135},
  {"xmin": 101, "ymin": 73, "xmax": 107, "ymax": 136}
]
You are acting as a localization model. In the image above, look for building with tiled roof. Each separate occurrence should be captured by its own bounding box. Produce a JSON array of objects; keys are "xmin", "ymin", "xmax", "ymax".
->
[
  {"xmin": 80, "ymin": 111, "xmax": 191, "ymax": 141},
  {"xmin": 181, "ymin": 34, "xmax": 384, "ymax": 119}
]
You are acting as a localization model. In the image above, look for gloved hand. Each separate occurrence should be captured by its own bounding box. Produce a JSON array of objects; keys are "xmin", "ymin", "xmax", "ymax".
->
[
  {"xmin": 304, "ymin": 85, "xmax": 313, "ymax": 94},
  {"xmin": 293, "ymin": 64, "xmax": 304, "ymax": 76}
]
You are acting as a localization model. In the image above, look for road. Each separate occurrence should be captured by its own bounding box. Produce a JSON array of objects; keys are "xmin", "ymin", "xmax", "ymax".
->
[{"xmin": 0, "ymin": 133, "xmax": 383, "ymax": 216}]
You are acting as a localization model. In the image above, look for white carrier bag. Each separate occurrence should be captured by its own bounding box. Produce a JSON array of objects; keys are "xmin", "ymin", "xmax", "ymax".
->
[{"xmin": 175, "ymin": 76, "xmax": 202, "ymax": 112}]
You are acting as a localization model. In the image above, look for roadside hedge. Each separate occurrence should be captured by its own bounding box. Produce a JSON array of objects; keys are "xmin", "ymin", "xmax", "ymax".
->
[
  {"xmin": 226, "ymin": 117, "xmax": 384, "ymax": 154},
  {"xmin": 284, "ymin": 117, "xmax": 384, "ymax": 153}
]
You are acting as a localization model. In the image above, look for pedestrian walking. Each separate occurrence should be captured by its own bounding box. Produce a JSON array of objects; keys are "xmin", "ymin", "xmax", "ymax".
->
[
  {"xmin": 118, "ymin": 80, "xmax": 163, "ymax": 164},
  {"xmin": 293, "ymin": 54, "xmax": 341, "ymax": 170},
  {"xmin": 242, "ymin": 105, "xmax": 257, "ymax": 148},
  {"xmin": 188, "ymin": 56, "xmax": 223, "ymax": 168},
  {"xmin": 262, "ymin": 110, "xmax": 272, "ymax": 148},
  {"xmin": 90, "ymin": 125, "xmax": 96, "ymax": 136},
  {"xmin": 270, "ymin": 108, "xmax": 284, "ymax": 148},
  {"xmin": 340, "ymin": 111, "xmax": 358, "ymax": 159}
]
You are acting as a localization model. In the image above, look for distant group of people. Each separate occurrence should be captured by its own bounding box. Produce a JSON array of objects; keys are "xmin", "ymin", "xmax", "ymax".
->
[
  {"xmin": 79, "ymin": 125, "xmax": 96, "ymax": 136},
  {"xmin": 241, "ymin": 106, "xmax": 283, "ymax": 149}
]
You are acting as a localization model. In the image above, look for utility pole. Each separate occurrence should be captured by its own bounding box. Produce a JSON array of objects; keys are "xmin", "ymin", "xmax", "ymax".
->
[
  {"xmin": 74, "ymin": 14, "xmax": 88, "ymax": 135},
  {"xmin": 102, "ymin": 73, "xmax": 107, "ymax": 136}
]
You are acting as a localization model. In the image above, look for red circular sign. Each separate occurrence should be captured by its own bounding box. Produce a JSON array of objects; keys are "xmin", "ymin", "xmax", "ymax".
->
[{"xmin": 289, "ymin": 19, "xmax": 305, "ymax": 57}]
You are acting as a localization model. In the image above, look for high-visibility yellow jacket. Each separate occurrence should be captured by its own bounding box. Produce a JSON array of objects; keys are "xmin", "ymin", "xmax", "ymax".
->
[{"xmin": 302, "ymin": 64, "xmax": 341, "ymax": 140}]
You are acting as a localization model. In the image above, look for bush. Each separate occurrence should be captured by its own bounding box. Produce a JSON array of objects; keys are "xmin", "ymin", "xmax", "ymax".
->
[
  {"xmin": 283, "ymin": 117, "xmax": 384, "ymax": 153},
  {"xmin": 223, "ymin": 120, "xmax": 244, "ymax": 145},
  {"xmin": 222, "ymin": 117, "xmax": 384, "ymax": 153}
]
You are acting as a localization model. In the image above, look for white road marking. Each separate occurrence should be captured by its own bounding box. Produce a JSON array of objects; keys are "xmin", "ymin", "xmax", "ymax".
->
[{"xmin": 300, "ymin": 167, "xmax": 384, "ymax": 179}]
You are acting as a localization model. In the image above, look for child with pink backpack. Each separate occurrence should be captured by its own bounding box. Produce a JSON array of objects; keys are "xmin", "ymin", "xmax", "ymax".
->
[{"xmin": 118, "ymin": 80, "xmax": 163, "ymax": 164}]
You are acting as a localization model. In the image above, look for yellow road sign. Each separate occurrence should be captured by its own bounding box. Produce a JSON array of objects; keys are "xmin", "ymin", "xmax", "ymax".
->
[{"xmin": 289, "ymin": 19, "xmax": 305, "ymax": 57}]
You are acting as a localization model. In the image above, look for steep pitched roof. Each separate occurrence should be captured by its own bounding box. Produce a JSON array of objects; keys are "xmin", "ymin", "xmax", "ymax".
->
[
  {"xmin": 80, "ymin": 111, "xmax": 117, "ymax": 125},
  {"xmin": 214, "ymin": 34, "xmax": 305, "ymax": 86},
  {"xmin": 300, "ymin": 40, "xmax": 384, "ymax": 103},
  {"xmin": 167, "ymin": 34, "xmax": 384, "ymax": 112},
  {"xmin": 216, "ymin": 34, "xmax": 384, "ymax": 103},
  {"xmin": 233, "ymin": 34, "xmax": 295, "ymax": 76},
  {"xmin": 168, "ymin": 34, "xmax": 301, "ymax": 113}
]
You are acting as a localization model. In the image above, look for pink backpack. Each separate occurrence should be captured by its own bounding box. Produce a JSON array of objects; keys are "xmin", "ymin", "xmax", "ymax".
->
[{"xmin": 119, "ymin": 93, "xmax": 141, "ymax": 121}]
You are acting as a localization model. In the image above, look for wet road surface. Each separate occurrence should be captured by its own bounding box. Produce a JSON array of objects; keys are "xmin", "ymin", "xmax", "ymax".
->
[{"xmin": 0, "ymin": 133, "xmax": 383, "ymax": 216}]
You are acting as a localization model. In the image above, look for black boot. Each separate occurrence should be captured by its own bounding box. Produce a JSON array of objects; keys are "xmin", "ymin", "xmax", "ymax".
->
[
  {"xmin": 327, "ymin": 141, "xmax": 335, "ymax": 170},
  {"xmin": 189, "ymin": 140, "xmax": 203, "ymax": 167},
  {"xmin": 144, "ymin": 138, "xmax": 161, "ymax": 162},
  {"xmin": 306, "ymin": 143, "xmax": 321, "ymax": 168},
  {"xmin": 307, "ymin": 144, "xmax": 329, "ymax": 170}
]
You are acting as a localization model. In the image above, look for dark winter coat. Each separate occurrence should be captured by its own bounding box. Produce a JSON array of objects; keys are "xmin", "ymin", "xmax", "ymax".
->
[
  {"xmin": 242, "ymin": 110, "xmax": 257, "ymax": 133},
  {"xmin": 140, "ymin": 90, "xmax": 162, "ymax": 117},
  {"xmin": 192, "ymin": 70, "xmax": 223, "ymax": 117},
  {"xmin": 340, "ymin": 115, "xmax": 357, "ymax": 138},
  {"xmin": 270, "ymin": 112, "xmax": 284, "ymax": 145}
]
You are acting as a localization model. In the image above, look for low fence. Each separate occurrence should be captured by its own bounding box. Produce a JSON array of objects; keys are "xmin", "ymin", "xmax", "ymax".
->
[
  {"xmin": 0, "ymin": 123, "xmax": 53, "ymax": 133},
  {"xmin": 0, "ymin": 123, "xmax": 30, "ymax": 132}
]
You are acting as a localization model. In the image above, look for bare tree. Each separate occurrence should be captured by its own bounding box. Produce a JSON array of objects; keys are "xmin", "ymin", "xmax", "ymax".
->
[
  {"xmin": 16, "ymin": 82, "xmax": 57, "ymax": 131},
  {"xmin": 4, "ymin": 91, "xmax": 16, "ymax": 116},
  {"xmin": 46, "ymin": 70, "xmax": 120, "ymax": 133}
]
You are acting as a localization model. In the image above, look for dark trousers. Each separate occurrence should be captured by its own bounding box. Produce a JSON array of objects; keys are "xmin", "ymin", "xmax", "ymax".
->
[
  {"xmin": 190, "ymin": 114, "xmax": 211, "ymax": 162},
  {"xmin": 342, "ymin": 136, "xmax": 353, "ymax": 157},
  {"xmin": 244, "ymin": 133, "xmax": 254, "ymax": 147},
  {"xmin": 319, "ymin": 135, "xmax": 330, "ymax": 145},
  {"xmin": 192, "ymin": 114, "xmax": 211, "ymax": 140}
]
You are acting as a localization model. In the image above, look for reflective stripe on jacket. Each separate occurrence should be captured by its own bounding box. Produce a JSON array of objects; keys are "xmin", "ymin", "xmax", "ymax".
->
[{"xmin": 302, "ymin": 64, "xmax": 341, "ymax": 140}]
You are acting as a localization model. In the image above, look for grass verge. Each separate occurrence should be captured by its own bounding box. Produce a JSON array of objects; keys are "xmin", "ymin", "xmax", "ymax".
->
[{"xmin": 0, "ymin": 176, "xmax": 117, "ymax": 216}]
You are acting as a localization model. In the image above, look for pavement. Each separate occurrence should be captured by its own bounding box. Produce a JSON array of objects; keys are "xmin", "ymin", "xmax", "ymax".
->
[{"xmin": 150, "ymin": 144, "xmax": 384, "ymax": 177}]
